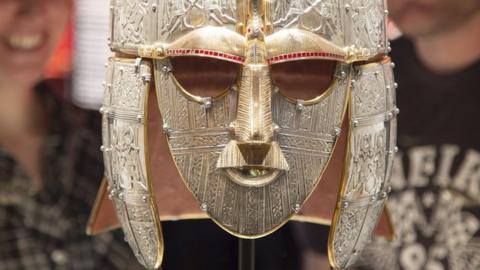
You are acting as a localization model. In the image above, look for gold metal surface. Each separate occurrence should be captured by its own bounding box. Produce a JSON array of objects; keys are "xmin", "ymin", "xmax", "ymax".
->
[{"xmin": 101, "ymin": 1, "xmax": 396, "ymax": 269}]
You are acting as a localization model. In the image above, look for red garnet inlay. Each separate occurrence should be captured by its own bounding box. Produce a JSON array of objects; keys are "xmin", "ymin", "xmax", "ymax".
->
[
  {"xmin": 268, "ymin": 51, "xmax": 346, "ymax": 63},
  {"xmin": 167, "ymin": 48, "xmax": 244, "ymax": 63}
]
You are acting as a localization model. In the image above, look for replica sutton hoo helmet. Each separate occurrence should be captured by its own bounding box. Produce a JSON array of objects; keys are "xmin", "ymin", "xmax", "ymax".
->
[{"xmin": 90, "ymin": 0, "xmax": 398, "ymax": 269}]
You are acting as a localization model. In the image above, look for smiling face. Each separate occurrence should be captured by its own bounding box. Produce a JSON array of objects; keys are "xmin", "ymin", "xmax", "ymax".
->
[
  {"xmin": 388, "ymin": 0, "xmax": 480, "ymax": 37},
  {"xmin": 0, "ymin": 0, "xmax": 72, "ymax": 88}
]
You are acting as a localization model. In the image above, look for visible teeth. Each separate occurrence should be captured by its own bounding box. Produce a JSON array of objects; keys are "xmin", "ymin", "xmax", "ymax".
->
[{"xmin": 7, "ymin": 34, "xmax": 43, "ymax": 50}]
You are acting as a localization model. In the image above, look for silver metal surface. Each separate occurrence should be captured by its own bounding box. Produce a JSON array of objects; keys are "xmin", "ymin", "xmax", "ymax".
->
[
  {"xmin": 102, "ymin": 58, "xmax": 163, "ymax": 269},
  {"xmin": 110, "ymin": 0, "xmax": 239, "ymax": 54},
  {"xmin": 269, "ymin": 0, "xmax": 388, "ymax": 58},
  {"xmin": 154, "ymin": 59, "xmax": 350, "ymax": 237},
  {"xmin": 109, "ymin": 0, "xmax": 387, "ymax": 60},
  {"xmin": 102, "ymin": 1, "xmax": 396, "ymax": 269},
  {"xmin": 329, "ymin": 60, "xmax": 397, "ymax": 269}
]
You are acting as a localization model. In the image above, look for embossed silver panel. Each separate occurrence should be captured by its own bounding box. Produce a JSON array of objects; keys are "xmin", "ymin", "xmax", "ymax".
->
[
  {"xmin": 110, "ymin": 0, "xmax": 387, "ymax": 60},
  {"xmin": 269, "ymin": 0, "xmax": 345, "ymax": 45},
  {"xmin": 101, "ymin": 58, "xmax": 163, "ymax": 269},
  {"xmin": 344, "ymin": 0, "xmax": 388, "ymax": 55},
  {"xmin": 110, "ymin": 0, "xmax": 239, "ymax": 54},
  {"xmin": 110, "ymin": 0, "xmax": 157, "ymax": 53},
  {"xmin": 157, "ymin": 0, "xmax": 238, "ymax": 41},
  {"xmin": 329, "ymin": 60, "xmax": 397, "ymax": 269},
  {"xmin": 154, "ymin": 59, "xmax": 350, "ymax": 237},
  {"xmin": 269, "ymin": 0, "xmax": 388, "ymax": 58}
]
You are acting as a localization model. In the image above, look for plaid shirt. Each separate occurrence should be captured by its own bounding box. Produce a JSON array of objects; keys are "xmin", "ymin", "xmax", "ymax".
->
[{"xmin": 0, "ymin": 82, "xmax": 142, "ymax": 270}]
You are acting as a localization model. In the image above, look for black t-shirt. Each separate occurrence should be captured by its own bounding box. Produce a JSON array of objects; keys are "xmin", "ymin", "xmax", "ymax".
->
[{"xmin": 357, "ymin": 38, "xmax": 480, "ymax": 270}]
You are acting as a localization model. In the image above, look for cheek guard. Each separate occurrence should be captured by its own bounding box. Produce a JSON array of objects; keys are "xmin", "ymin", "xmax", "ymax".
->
[{"xmin": 93, "ymin": 0, "xmax": 397, "ymax": 269}]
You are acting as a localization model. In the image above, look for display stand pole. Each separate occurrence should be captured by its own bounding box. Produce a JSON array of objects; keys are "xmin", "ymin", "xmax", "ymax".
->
[{"xmin": 238, "ymin": 238, "xmax": 255, "ymax": 270}]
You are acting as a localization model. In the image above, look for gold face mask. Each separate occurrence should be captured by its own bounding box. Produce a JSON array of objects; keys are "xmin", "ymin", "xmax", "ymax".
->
[{"xmin": 95, "ymin": 0, "xmax": 397, "ymax": 269}]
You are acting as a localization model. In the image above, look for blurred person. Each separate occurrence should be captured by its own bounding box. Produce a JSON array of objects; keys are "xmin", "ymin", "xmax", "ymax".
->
[
  {"xmin": 356, "ymin": 0, "xmax": 480, "ymax": 269},
  {"xmin": 0, "ymin": 0, "xmax": 141, "ymax": 269}
]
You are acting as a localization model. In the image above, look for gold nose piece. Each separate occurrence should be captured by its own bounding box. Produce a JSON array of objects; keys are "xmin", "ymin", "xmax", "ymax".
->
[
  {"xmin": 234, "ymin": 23, "xmax": 272, "ymax": 143},
  {"xmin": 217, "ymin": 140, "xmax": 288, "ymax": 188},
  {"xmin": 217, "ymin": 140, "xmax": 289, "ymax": 171},
  {"xmin": 217, "ymin": 1, "xmax": 288, "ymax": 187}
]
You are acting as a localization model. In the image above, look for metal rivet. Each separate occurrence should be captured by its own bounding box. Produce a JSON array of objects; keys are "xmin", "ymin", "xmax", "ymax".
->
[
  {"xmin": 163, "ymin": 123, "xmax": 171, "ymax": 134},
  {"xmin": 394, "ymin": 146, "xmax": 399, "ymax": 153},
  {"xmin": 352, "ymin": 120, "xmax": 359, "ymax": 127},
  {"xmin": 394, "ymin": 107, "xmax": 400, "ymax": 115},
  {"xmin": 202, "ymin": 98, "xmax": 213, "ymax": 110},
  {"xmin": 162, "ymin": 64, "xmax": 172, "ymax": 73},
  {"xmin": 109, "ymin": 189, "xmax": 117, "ymax": 199},
  {"xmin": 394, "ymin": 82, "xmax": 399, "ymax": 89},
  {"xmin": 273, "ymin": 124, "xmax": 280, "ymax": 134},
  {"xmin": 391, "ymin": 62, "xmax": 396, "ymax": 68},
  {"xmin": 100, "ymin": 145, "xmax": 106, "ymax": 152},
  {"xmin": 296, "ymin": 100, "xmax": 305, "ymax": 111},
  {"xmin": 334, "ymin": 127, "xmax": 341, "ymax": 136},
  {"xmin": 343, "ymin": 202, "xmax": 349, "ymax": 209},
  {"xmin": 134, "ymin": 57, "xmax": 142, "ymax": 73},
  {"xmin": 293, "ymin": 204, "xmax": 301, "ymax": 213},
  {"xmin": 142, "ymin": 74, "xmax": 151, "ymax": 82},
  {"xmin": 200, "ymin": 203, "xmax": 208, "ymax": 211}
]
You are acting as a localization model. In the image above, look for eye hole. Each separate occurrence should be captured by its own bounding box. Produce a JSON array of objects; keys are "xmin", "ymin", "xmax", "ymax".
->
[
  {"xmin": 170, "ymin": 57, "xmax": 240, "ymax": 98},
  {"xmin": 270, "ymin": 60, "xmax": 336, "ymax": 101}
]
